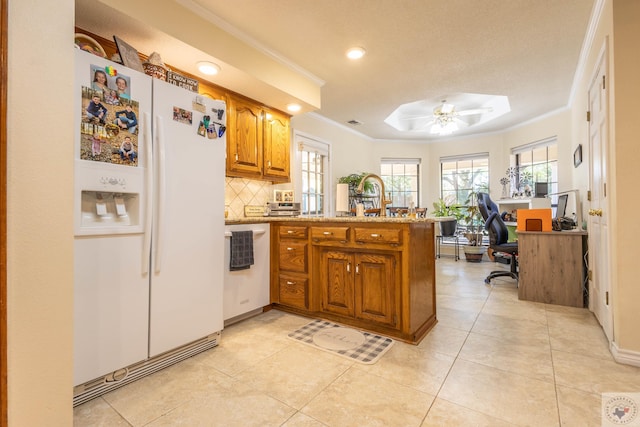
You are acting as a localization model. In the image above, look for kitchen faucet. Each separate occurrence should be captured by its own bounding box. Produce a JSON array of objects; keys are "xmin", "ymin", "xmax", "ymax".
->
[{"xmin": 356, "ymin": 173, "xmax": 392, "ymax": 217}]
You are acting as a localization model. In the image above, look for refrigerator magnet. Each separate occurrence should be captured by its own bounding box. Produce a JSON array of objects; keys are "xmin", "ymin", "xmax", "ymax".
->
[
  {"xmin": 218, "ymin": 124, "xmax": 226, "ymax": 138},
  {"xmin": 207, "ymin": 124, "xmax": 217, "ymax": 139},
  {"xmin": 197, "ymin": 120, "xmax": 206, "ymax": 137}
]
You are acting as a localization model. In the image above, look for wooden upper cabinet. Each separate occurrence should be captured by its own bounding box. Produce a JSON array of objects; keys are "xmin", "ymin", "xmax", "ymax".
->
[
  {"xmin": 227, "ymin": 96, "xmax": 263, "ymax": 177},
  {"xmin": 263, "ymin": 108, "xmax": 290, "ymax": 182}
]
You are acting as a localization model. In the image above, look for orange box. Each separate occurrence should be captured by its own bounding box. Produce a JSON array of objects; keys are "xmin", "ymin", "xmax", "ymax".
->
[{"xmin": 516, "ymin": 208, "xmax": 552, "ymax": 232}]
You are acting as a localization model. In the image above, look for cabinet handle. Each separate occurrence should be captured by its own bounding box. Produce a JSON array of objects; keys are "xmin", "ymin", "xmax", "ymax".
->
[
  {"xmin": 355, "ymin": 264, "xmax": 360, "ymax": 274},
  {"xmin": 286, "ymin": 281, "xmax": 296, "ymax": 285},
  {"xmin": 287, "ymin": 230, "xmax": 294, "ymax": 234},
  {"xmin": 370, "ymin": 233, "xmax": 381, "ymax": 238},
  {"xmin": 235, "ymin": 153, "xmax": 238, "ymax": 161},
  {"xmin": 286, "ymin": 247, "xmax": 294, "ymax": 251},
  {"xmin": 267, "ymin": 160, "xmax": 271, "ymax": 167},
  {"xmin": 323, "ymin": 231, "xmax": 332, "ymax": 235},
  {"xmin": 346, "ymin": 263, "xmax": 351, "ymax": 273}
]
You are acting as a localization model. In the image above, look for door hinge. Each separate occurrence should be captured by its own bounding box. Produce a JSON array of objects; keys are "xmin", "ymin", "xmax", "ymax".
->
[
  {"xmin": 606, "ymin": 291, "xmax": 609, "ymax": 305},
  {"xmin": 586, "ymin": 111, "xmax": 590, "ymax": 122},
  {"xmin": 603, "ymin": 75, "xmax": 606, "ymax": 90},
  {"xmin": 587, "ymin": 190, "xmax": 591, "ymax": 201},
  {"xmin": 588, "ymin": 270, "xmax": 593, "ymax": 280},
  {"xmin": 604, "ymin": 183, "xmax": 606, "ymax": 197}
]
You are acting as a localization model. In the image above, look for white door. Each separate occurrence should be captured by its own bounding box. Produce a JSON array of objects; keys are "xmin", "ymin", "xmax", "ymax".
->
[
  {"xmin": 148, "ymin": 81, "xmax": 225, "ymax": 356},
  {"xmin": 588, "ymin": 44, "xmax": 613, "ymax": 341}
]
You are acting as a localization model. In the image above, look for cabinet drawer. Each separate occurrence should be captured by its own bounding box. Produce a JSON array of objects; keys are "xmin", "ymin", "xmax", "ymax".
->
[
  {"xmin": 311, "ymin": 226, "xmax": 349, "ymax": 242},
  {"xmin": 279, "ymin": 274, "xmax": 308, "ymax": 309},
  {"xmin": 278, "ymin": 226, "xmax": 308, "ymax": 239},
  {"xmin": 354, "ymin": 227, "xmax": 402, "ymax": 245},
  {"xmin": 279, "ymin": 241, "xmax": 308, "ymax": 272}
]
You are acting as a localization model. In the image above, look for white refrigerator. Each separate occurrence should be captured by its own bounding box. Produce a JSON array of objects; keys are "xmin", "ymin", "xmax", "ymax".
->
[{"xmin": 73, "ymin": 50, "xmax": 225, "ymax": 400}]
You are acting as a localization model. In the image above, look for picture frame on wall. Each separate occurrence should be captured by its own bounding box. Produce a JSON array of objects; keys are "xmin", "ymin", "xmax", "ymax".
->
[
  {"xmin": 574, "ymin": 144, "xmax": 583, "ymax": 167},
  {"xmin": 113, "ymin": 36, "xmax": 144, "ymax": 73}
]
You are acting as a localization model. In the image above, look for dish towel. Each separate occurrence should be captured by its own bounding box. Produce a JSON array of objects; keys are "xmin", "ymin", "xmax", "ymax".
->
[{"xmin": 229, "ymin": 230, "xmax": 254, "ymax": 271}]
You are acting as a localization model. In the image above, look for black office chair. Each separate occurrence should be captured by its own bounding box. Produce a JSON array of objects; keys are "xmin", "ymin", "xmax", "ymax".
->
[{"xmin": 477, "ymin": 192, "xmax": 518, "ymax": 284}]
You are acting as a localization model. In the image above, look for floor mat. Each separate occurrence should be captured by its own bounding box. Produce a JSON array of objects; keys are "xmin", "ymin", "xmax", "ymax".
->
[{"xmin": 287, "ymin": 319, "xmax": 394, "ymax": 364}]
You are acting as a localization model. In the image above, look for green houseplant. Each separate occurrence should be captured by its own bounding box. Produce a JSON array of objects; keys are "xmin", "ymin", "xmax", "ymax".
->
[
  {"xmin": 433, "ymin": 195, "xmax": 463, "ymax": 237},
  {"xmin": 462, "ymin": 192, "xmax": 487, "ymax": 262}
]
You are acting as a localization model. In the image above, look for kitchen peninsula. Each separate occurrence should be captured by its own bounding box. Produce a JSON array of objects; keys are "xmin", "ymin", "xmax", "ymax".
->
[{"xmin": 227, "ymin": 216, "xmax": 437, "ymax": 344}]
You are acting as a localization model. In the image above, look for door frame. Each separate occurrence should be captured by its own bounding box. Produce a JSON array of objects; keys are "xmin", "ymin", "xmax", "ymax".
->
[{"xmin": 1, "ymin": 0, "xmax": 8, "ymax": 424}]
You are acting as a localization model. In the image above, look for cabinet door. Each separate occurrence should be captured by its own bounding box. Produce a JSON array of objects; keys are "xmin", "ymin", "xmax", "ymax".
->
[
  {"xmin": 355, "ymin": 253, "xmax": 397, "ymax": 327},
  {"xmin": 263, "ymin": 109, "xmax": 290, "ymax": 182},
  {"xmin": 319, "ymin": 250, "xmax": 354, "ymax": 317},
  {"xmin": 227, "ymin": 96, "xmax": 263, "ymax": 177}
]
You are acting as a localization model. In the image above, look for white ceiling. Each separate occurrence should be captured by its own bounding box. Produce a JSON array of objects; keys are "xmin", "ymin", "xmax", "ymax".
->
[{"xmin": 77, "ymin": 0, "xmax": 596, "ymax": 142}]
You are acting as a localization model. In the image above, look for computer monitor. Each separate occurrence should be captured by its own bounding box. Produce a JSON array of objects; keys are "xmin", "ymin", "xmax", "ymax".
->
[
  {"xmin": 534, "ymin": 182, "xmax": 548, "ymax": 198},
  {"xmin": 556, "ymin": 194, "xmax": 568, "ymax": 219}
]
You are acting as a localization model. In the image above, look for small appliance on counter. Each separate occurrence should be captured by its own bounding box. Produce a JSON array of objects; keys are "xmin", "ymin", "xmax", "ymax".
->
[{"xmin": 267, "ymin": 202, "xmax": 300, "ymax": 217}]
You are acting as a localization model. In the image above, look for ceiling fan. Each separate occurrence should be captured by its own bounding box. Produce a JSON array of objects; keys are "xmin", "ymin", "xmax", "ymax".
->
[{"xmin": 403, "ymin": 100, "xmax": 493, "ymax": 135}]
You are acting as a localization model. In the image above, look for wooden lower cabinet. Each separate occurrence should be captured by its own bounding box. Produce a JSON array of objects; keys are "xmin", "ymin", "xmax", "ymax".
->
[
  {"xmin": 319, "ymin": 249, "xmax": 397, "ymax": 327},
  {"xmin": 270, "ymin": 221, "xmax": 436, "ymax": 344},
  {"xmin": 355, "ymin": 252, "xmax": 397, "ymax": 326}
]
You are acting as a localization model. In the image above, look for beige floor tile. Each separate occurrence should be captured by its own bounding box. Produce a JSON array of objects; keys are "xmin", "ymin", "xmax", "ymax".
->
[
  {"xmin": 73, "ymin": 397, "xmax": 130, "ymax": 427},
  {"xmin": 421, "ymin": 398, "xmax": 515, "ymax": 427},
  {"xmin": 437, "ymin": 293, "xmax": 487, "ymax": 313},
  {"xmin": 439, "ymin": 359, "xmax": 560, "ymax": 426},
  {"xmin": 194, "ymin": 323, "xmax": 293, "ymax": 377},
  {"xmin": 471, "ymin": 311, "xmax": 551, "ymax": 347},
  {"xmin": 417, "ymin": 323, "xmax": 469, "ymax": 357},
  {"xmin": 436, "ymin": 280, "xmax": 492, "ymax": 299},
  {"xmin": 356, "ymin": 342, "xmax": 456, "ymax": 395},
  {"xmin": 102, "ymin": 357, "xmax": 232, "ymax": 426},
  {"xmin": 547, "ymin": 310, "xmax": 611, "ymax": 360},
  {"xmin": 556, "ymin": 385, "xmax": 603, "ymax": 427},
  {"xmin": 302, "ymin": 367, "xmax": 434, "ymax": 427},
  {"xmin": 233, "ymin": 344, "xmax": 352, "ymax": 409},
  {"xmin": 553, "ymin": 350, "xmax": 640, "ymax": 395},
  {"xmin": 481, "ymin": 297, "xmax": 548, "ymax": 324},
  {"xmin": 281, "ymin": 412, "xmax": 328, "ymax": 426},
  {"xmin": 459, "ymin": 332, "xmax": 554, "ymax": 382},
  {"xmin": 145, "ymin": 381, "xmax": 296, "ymax": 427},
  {"xmin": 435, "ymin": 306, "xmax": 479, "ymax": 331}
]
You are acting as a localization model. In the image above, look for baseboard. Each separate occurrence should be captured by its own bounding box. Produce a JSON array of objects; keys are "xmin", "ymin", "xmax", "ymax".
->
[{"xmin": 610, "ymin": 341, "xmax": 640, "ymax": 367}]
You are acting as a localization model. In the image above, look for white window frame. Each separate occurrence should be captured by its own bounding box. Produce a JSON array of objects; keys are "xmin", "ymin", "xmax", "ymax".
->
[
  {"xmin": 293, "ymin": 130, "xmax": 331, "ymax": 217},
  {"xmin": 511, "ymin": 136, "xmax": 558, "ymax": 199},
  {"xmin": 439, "ymin": 152, "xmax": 490, "ymax": 206},
  {"xmin": 380, "ymin": 158, "xmax": 421, "ymax": 208}
]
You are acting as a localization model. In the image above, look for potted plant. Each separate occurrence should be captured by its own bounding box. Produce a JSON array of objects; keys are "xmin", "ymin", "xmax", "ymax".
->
[
  {"xmin": 462, "ymin": 192, "xmax": 487, "ymax": 262},
  {"xmin": 432, "ymin": 195, "xmax": 463, "ymax": 237}
]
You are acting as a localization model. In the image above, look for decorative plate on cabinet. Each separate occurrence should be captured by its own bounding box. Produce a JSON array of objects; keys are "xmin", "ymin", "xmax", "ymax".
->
[{"xmin": 74, "ymin": 33, "xmax": 106, "ymax": 58}]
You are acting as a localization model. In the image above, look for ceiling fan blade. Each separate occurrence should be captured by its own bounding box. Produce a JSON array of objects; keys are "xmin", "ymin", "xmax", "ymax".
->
[
  {"xmin": 399, "ymin": 114, "xmax": 434, "ymax": 121},
  {"xmin": 456, "ymin": 107, "xmax": 493, "ymax": 116},
  {"xmin": 440, "ymin": 103, "xmax": 455, "ymax": 114}
]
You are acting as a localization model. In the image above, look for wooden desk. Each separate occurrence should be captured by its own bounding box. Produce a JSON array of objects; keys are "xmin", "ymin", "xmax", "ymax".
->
[{"xmin": 516, "ymin": 230, "xmax": 588, "ymax": 307}]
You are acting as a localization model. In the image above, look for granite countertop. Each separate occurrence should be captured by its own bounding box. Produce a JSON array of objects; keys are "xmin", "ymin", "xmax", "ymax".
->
[{"xmin": 225, "ymin": 216, "xmax": 437, "ymax": 225}]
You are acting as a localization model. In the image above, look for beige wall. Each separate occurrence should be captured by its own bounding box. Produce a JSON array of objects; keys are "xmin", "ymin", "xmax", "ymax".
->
[
  {"xmin": 611, "ymin": 0, "xmax": 640, "ymax": 353},
  {"xmin": 7, "ymin": 0, "xmax": 75, "ymax": 425}
]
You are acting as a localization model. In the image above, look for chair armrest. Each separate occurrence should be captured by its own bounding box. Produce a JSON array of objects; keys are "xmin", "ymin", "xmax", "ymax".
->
[{"xmin": 485, "ymin": 212, "xmax": 499, "ymax": 230}]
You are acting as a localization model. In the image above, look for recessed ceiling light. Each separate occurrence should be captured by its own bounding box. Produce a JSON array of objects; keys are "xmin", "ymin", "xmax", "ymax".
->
[
  {"xmin": 197, "ymin": 61, "xmax": 221, "ymax": 75},
  {"xmin": 346, "ymin": 47, "xmax": 366, "ymax": 60},
  {"xmin": 287, "ymin": 103, "xmax": 302, "ymax": 112}
]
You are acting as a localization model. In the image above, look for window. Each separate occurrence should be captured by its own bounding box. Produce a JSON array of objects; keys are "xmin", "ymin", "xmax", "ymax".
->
[
  {"xmin": 296, "ymin": 133, "xmax": 330, "ymax": 216},
  {"xmin": 380, "ymin": 158, "xmax": 420, "ymax": 207},
  {"xmin": 512, "ymin": 137, "xmax": 558, "ymax": 198},
  {"xmin": 440, "ymin": 153, "xmax": 489, "ymax": 206}
]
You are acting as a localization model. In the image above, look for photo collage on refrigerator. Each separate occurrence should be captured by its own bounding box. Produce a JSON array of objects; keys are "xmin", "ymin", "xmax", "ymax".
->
[{"xmin": 79, "ymin": 63, "xmax": 140, "ymax": 166}]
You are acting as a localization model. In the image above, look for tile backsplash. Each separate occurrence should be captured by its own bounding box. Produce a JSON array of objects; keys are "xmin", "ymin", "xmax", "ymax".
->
[{"xmin": 225, "ymin": 177, "xmax": 273, "ymax": 219}]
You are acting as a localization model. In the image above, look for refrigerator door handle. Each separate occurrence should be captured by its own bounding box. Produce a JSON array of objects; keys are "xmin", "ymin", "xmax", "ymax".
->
[
  {"xmin": 142, "ymin": 112, "xmax": 153, "ymax": 275},
  {"xmin": 154, "ymin": 115, "xmax": 167, "ymax": 274}
]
